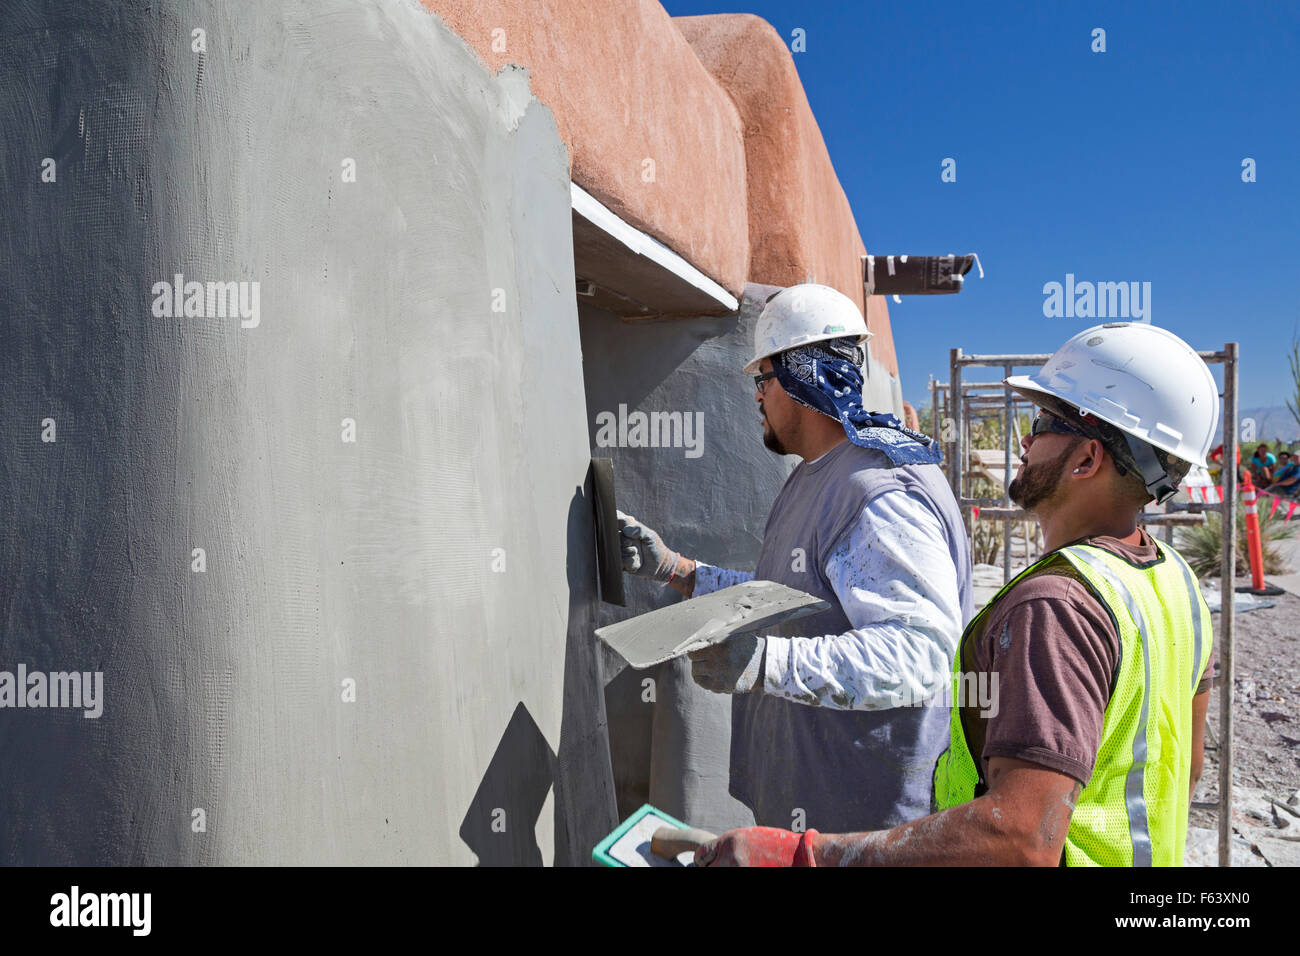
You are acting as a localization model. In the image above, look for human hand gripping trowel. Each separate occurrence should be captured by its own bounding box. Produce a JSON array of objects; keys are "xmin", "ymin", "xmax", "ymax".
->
[
  {"xmin": 589, "ymin": 459, "xmax": 829, "ymax": 649},
  {"xmin": 649, "ymin": 825, "xmax": 718, "ymax": 860}
]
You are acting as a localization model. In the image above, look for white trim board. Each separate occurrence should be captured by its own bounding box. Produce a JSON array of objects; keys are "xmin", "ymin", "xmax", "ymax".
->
[{"xmin": 570, "ymin": 181, "xmax": 739, "ymax": 313}]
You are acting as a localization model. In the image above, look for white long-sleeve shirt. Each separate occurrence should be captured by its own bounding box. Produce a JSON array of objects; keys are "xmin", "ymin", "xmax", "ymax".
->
[{"xmin": 694, "ymin": 488, "xmax": 963, "ymax": 710}]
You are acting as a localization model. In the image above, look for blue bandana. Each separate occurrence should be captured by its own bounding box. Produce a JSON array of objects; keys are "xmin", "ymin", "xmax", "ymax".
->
[{"xmin": 771, "ymin": 342, "xmax": 943, "ymax": 466}]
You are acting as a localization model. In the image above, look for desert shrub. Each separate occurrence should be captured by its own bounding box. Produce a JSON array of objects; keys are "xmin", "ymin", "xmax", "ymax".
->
[{"xmin": 1177, "ymin": 496, "xmax": 1297, "ymax": 578}]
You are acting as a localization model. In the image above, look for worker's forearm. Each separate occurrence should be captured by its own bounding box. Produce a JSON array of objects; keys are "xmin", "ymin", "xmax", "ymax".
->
[
  {"xmin": 1189, "ymin": 690, "xmax": 1209, "ymax": 800},
  {"xmin": 689, "ymin": 563, "xmax": 756, "ymax": 598},
  {"xmin": 809, "ymin": 791, "xmax": 1071, "ymax": 867},
  {"xmin": 666, "ymin": 555, "xmax": 696, "ymax": 597},
  {"xmin": 771, "ymin": 490, "xmax": 961, "ymax": 710},
  {"xmin": 764, "ymin": 622, "xmax": 955, "ymax": 710}
]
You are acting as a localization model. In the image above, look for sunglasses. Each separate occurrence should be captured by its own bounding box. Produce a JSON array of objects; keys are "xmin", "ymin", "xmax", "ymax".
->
[
  {"xmin": 1030, "ymin": 411, "xmax": 1130, "ymax": 477},
  {"xmin": 1030, "ymin": 411, "xmax": 1089, "ymax": 439}
]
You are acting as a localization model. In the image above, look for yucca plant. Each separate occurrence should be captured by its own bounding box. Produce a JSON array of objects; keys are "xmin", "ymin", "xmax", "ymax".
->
[{"xmin": 1177, "ymin": 497, "xmax": 1298, "ymax": 578}]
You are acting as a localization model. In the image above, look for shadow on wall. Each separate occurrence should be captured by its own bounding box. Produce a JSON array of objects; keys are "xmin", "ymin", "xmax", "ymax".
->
[
  {"xmin": 458, "ymin": 701, "xmax": 556, "ymax": 866},
  {"xmin": 550, "ymin": 482, "xmax": 619, "ymax": 865},
  {"xmin": 459, "ymin": 483, "xmax": 618, "ymax": 866}
]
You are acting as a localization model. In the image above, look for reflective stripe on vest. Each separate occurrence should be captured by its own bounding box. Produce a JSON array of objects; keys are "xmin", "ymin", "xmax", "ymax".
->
[
  {"xmin": 1062, "ymin": 546, "xmax": 1154, "ymax": 866},
  {"xmin": 932, "ymin": 540, "xmax": 1214, "ymax": 866},
  {"xmin": 1170, "ymin": 553, "xmax": 1206, "ymax": 693}
]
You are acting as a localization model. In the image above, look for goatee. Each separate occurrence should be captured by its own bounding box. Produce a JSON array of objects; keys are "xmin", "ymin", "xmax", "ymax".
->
[
  {"xmin": 1009, "ymin": 443, "xmax": 1078, "ymax": 510},
  {"xmin": 761, "ymin": 406, "xmax": 788, "ymax": 456},
  {"xmin": 763, "ymin": 428, "xmax": 788, "ymax": 456}
]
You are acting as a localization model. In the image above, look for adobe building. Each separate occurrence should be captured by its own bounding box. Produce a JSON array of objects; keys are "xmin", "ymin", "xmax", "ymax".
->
[{"xmin": 0, "ymin": 0, "xmax": 904, "ymax": 863}]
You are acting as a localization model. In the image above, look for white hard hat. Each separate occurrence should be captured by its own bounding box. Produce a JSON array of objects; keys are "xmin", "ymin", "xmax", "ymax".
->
[
  {"xmin": 743, "ymin": 284, "xmax": 872, "ymax": 374},
  {"xmin": 1005, "ymin": 322, "xmax": 1219, "ymax": 502}
]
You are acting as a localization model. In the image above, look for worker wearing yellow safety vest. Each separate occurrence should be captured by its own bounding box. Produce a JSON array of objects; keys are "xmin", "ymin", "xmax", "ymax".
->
[{"xmin": 695, "ymin": 323, "xmax": 1219, "ymax": 867}]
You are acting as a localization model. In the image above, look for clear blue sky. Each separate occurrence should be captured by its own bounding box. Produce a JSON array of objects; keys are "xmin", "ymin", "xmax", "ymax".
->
[{"xmin": 661, "ymin": 0, "xmax": 1299, "ymax": 416}]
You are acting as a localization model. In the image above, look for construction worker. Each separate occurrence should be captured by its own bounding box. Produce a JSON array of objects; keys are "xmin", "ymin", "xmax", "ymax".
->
[
  {"xmin": 618, "ymin": 284, "xmax": 972, "ymax": 833},
  {"xmin": 693, "ymin": 322, "xmax": 1218, "ymax": 866}
]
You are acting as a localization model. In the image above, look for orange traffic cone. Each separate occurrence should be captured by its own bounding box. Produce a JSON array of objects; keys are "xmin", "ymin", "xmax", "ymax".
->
[{"xmin": 1236, "ymin": 476, "xmax": 1283, "ymax": 596}]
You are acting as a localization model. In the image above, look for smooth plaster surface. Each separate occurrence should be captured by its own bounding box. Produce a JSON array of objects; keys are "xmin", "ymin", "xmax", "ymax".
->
[{"xmin": 0, "ymin": 0, "xmax": 615, "ymax": 865}]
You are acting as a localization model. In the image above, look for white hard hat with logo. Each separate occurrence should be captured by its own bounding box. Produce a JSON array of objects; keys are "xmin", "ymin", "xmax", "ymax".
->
[
  {"xmin": 743, "ymin": 284, "xmax": 872, "ymax": 374},
  {"xmin": 1004, "ymin": 322, "xmax": 1219, "ymax": 503}
]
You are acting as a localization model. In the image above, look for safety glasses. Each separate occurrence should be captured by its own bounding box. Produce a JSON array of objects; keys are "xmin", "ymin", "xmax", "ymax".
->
[
  {"xmin": 753, "ymin": 371, "xmax": 778, "ymax": 394},
  {"xmin": 1030, "ymin": 411, "xmax": 1089, "ymax": 439},
  {"xmin": 1031, "ymin": 411, "xmax": 1129, "ymax": 477}
]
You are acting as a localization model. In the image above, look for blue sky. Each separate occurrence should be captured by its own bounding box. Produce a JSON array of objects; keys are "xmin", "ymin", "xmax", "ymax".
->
[{"xmin": 661, "ymin": 0, "xmax": 1299, "ymax": 417}]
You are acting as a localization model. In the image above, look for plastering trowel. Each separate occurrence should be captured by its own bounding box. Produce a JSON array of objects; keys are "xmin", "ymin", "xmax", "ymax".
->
[
  {"xmin": 590, "ymin": 458, "xmax": 625, "ymax": 606},
  {"xmin": 595, "ymin": 580, "xmax": 829, "ymax": 668},
  {"xmin": 593, "ymin": 803, "xmax": 717, "ymax": 867}
]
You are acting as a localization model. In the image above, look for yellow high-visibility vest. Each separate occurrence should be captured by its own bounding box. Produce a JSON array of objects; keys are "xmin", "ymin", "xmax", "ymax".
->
[{"xmin": 933, "ymin": 541, "xmax": 1213, "ymax": 866}]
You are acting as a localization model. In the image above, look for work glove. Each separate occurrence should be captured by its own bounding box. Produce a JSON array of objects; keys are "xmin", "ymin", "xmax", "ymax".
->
[
  {"xmin": 687, "ymin": 632, "xmax": 765, "ymax": 694},
  {"xmin": 695, "ymin": 827, "xmax": 820, "ymax": 867},
  {"xmin": 616, "ymin": 510, "xmax": 680, "ymax": 582}
]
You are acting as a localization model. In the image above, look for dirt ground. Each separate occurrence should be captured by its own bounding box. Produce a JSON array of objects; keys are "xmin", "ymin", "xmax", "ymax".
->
[{"xmin": 1188, "ymin": 577, "xmax": 1300, "ymax": 863}]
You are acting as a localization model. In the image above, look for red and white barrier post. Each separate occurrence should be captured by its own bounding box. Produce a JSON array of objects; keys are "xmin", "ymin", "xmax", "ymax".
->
[{"xmin": 1238, "ymin": 476, "xmax": 1284, "ymax": 596}]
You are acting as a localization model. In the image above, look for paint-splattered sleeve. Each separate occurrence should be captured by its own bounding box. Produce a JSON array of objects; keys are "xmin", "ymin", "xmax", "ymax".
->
[
  {"xmin": 693, "ymin": 563, "xmax": 755, "ymax": 596},
  {"xmin": 762, "ymin": 489, "xmax": 963, "ymax": 709},
  {"xmin": 974, "ymin": 574, "xmax": 1119, "ymax": 786}
]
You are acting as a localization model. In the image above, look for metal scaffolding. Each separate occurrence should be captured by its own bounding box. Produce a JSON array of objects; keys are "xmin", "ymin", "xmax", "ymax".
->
[
  {"xmin": 935, "ymin": 343, "xmax": 1240, "ymax": 867},
  {"xmin": 929, "ymin": 377, "xmax": 1043, "ymax": 578}
]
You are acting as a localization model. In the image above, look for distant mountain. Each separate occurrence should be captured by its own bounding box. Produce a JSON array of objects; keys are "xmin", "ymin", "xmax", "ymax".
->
[{"xmin": 1216, "ymin": 405, "xmax": 1300, "ymax": 447}]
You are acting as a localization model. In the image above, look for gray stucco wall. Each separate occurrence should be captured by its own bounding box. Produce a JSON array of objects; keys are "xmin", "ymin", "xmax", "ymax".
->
[
  {"xmin": 865, "ymin": 343, "xmax": 906, "ymax": 420},
  {"xmin": 0, "ymin": 0, "xmax": 615, "ymax": 864},
  {"xmin": 581, "ymin": 285, "xmax": 798, "ymax": 835}
]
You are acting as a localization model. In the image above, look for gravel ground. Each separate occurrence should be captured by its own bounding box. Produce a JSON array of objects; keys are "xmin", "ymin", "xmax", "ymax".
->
[
  {"xmin": 1188, "ymin": 577, "xmax": 1300, "ymax": 864},
  {"xmin": 1194, "ymin": 578, "xmax": 1300, "ymax": 801}
]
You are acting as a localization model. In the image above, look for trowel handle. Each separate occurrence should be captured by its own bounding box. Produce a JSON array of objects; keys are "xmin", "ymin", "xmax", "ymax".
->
[{"xmin": 650, "ymin": 826, "xmax": 718, "ymax": 860}]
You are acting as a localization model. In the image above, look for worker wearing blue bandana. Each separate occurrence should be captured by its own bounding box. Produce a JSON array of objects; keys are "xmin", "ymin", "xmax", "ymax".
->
[
  {"xmin": 619, "ymin": 284, "xmax": 971, "ymax": 832},
  {"xmin": 769, "ymin": 340, "xmax": 943, "ymax": 467}
]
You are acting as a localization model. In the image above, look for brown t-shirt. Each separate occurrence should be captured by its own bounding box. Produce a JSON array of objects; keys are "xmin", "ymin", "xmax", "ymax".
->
[{"xmin": 964, "ymin": 530, "xmax": 1214, "ymax": 787}]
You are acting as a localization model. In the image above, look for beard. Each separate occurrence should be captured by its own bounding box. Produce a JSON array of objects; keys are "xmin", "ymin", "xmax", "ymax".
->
[
  {"xmin": 1008, "ymin": 442, "xmax": 1078, "ymax": 510},
  {"xmin": 760, "ymin": 405, "xmax": 789, "ymax": 456}
]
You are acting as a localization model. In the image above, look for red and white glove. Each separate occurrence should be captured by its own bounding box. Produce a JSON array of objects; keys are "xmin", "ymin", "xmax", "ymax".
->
[{"xmin": 694, "ymin": 827, "xmax": 819, "ymax": 867}]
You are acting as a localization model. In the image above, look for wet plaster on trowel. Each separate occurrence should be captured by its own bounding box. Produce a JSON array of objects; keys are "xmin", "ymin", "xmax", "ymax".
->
[
  {"xmin": 0, "ymin": 0, "xmax": 616, "ymax": 864},
  {"xmin": 596, "ymin": 581, "xmax": 829, "ymax": 669}
]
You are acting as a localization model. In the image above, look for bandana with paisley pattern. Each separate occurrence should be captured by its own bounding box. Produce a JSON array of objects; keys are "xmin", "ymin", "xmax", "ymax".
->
[{"xmin": 770, "ymin": 340, "xmax": 942, "ymax": 466}]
